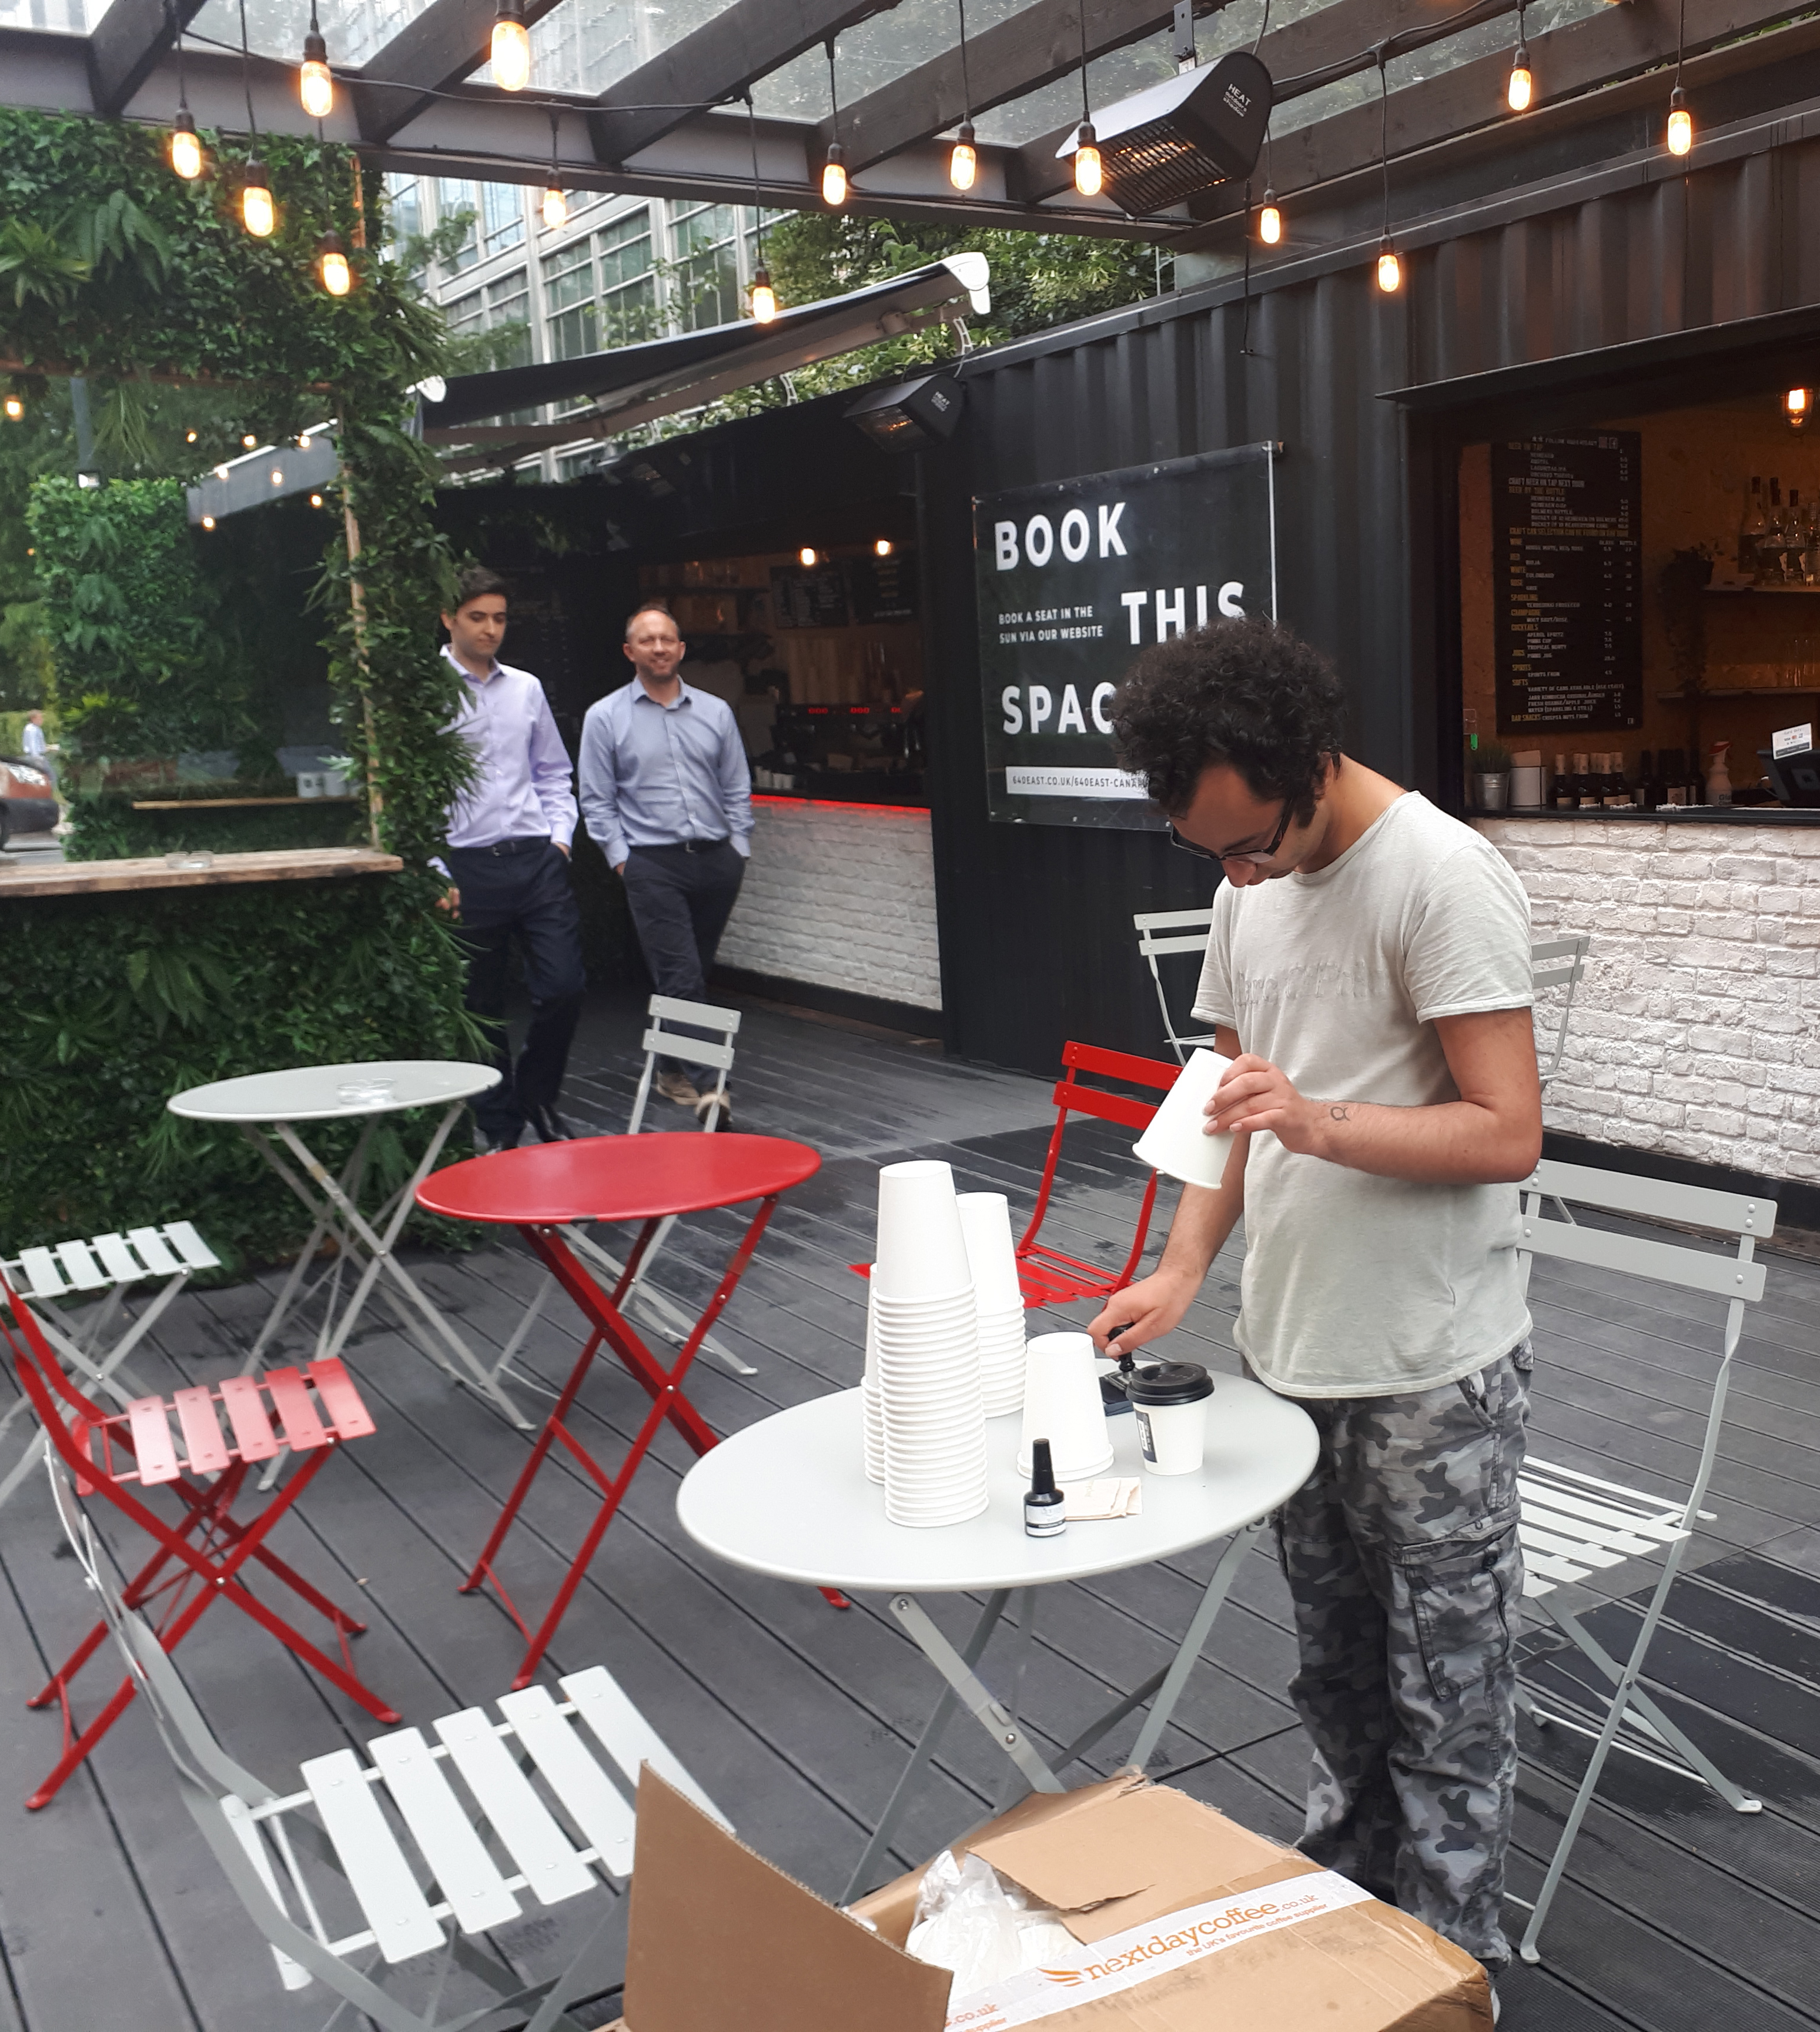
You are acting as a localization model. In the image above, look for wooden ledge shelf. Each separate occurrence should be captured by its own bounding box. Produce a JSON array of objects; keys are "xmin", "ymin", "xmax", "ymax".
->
[
  {"xmin": 129, "ymin": 795, "xmax": 361, "ymax": 810},
  {"xmin": 0, "ymin": 846, "xmax": 402, "ymax": 898}
]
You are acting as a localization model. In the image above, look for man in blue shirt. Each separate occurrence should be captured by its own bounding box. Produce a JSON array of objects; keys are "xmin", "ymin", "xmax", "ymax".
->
[
  {"xmin": 438, "ymin": 566, "xmax": 587, "ymax": 1151},
  {"xmin": 578, "ymin": 602, "xmax": 752, "ymax": 1121}
]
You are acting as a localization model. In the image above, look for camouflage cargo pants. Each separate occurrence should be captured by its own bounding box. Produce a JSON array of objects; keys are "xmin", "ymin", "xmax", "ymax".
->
[{"xmin": 1273, "ymin": 1343, "xmax": 1531, "ymax": 1973}]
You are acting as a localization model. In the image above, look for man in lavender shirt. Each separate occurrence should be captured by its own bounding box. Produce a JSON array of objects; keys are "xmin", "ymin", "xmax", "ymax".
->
[{"xmin": 438, "ymin": 566, "xmax": 586, "ymax": 1151}]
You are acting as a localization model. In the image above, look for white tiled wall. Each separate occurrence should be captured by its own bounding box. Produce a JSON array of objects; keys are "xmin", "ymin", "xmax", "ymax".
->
[
  {"xmin": 1477, "ymin": 817, "xmax": 1820, "ymax": 1182},
  {"xmin": 717, "ymin": 799, "xmax": 942, "ymax": 1011}
]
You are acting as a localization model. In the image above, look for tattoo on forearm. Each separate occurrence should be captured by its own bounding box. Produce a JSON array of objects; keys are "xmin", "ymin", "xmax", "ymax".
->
[{"xmin": 1329, "ymin": 1104, "xmax": 1352, "ymax": 1122}]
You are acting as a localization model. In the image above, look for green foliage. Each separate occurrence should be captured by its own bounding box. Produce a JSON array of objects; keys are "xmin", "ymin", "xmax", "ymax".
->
[
  {"xmin": 26, "ymin": 476, "xmax": 248, "ymax": 768},
  {"xmin": 0, "ymin": 873, "xmax": 477, "ymax": 1261}
]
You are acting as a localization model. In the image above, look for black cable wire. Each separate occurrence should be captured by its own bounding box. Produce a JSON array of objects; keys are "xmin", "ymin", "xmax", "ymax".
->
[
  {"xmin": 1252, "ymin": 0, "xmax": 1272, "ymax": 58},
  {"xmin": 1675, "ymin": 0, "xmax": 1687, "ymax": 85},
  {"xmin": 958, "ymin": 0, "xmax": 972, "ymax": 123},
  {"xmin": 1378, "ymin": 44, "xmax": 1391, "ymax": 243},
  {"xmin": 1078, "ymin": 1, "xmax": 1091, "ymax": 123},
  {"xmin": 827, "ymin": 35, "xmax": 840, "ymax": 141},
  {"xmin": 744, "ymin": 90, "xmax": 765, "ymax": 265},
  {"xmin": 237, "ymin": 0, "xmax": 257, "ymax": 138}
]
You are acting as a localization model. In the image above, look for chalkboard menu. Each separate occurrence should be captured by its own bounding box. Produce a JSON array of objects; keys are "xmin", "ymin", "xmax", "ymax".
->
[
  {"xmin": 770, "ymin": 562, "xmax": 849, "ymax": 629},
  {"xmin": 1491, "ymin": 434, "xmax": 1641, "ymax": 732},
  {"xmin": 848, "ymin": 550, "xmax": 916, "ymax": 623}
]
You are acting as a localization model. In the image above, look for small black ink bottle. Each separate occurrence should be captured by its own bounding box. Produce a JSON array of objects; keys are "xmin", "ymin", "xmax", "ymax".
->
[{"xmin": 1025, "ymin": 1438, "xmax": 1066, "ymax": 1539}]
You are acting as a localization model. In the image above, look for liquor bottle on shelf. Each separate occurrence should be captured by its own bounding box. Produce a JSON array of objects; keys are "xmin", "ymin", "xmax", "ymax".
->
[
  {"xmin": 1660, "ymin": 746, "xmax": 1689, "ymax": 806},
  {"xmin": 1605, "ymin": 754, "xmax": 1634, "ymax": 807},
  {"xmin": 1788, "ymin": 491, "xmax": 1806, "ymax": 583},
  {"xmin": 1638, "ymin": 749, "xmax": 1661, "ymax": 809},
  {"xmin": 1552, "ymin": 752, "xmax": 1577, "ymax": 810},
  {"xmin": 1575, "ymin": 753, "xmax": 1602, "ymax": 808},
  {"xmin": 1740, "ymin": 476, "xmax": 1766, "ymax": 577}
]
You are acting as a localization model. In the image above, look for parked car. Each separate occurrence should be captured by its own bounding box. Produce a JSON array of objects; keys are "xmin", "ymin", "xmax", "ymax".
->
[{"xmin": 0, "ymin": 755, "xmax": 58, "ymax": 848}]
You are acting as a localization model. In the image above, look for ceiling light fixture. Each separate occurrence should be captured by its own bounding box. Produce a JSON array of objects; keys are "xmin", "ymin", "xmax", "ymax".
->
[
  {"xmin": 1507, "ymin": 1, "xmax": 1531, "ymax": 112},
  {"xmin": 317, "ymin": 228, "xmax": 352, "ymax": 295},
  {"xmin": 1666, "ymin": 0, "xmax": 1691, "ymax": 153},
  {"xmin": 1258, "ymin": 190, "xmax": 1282, "ymax": 243},
  {"xmin": 235, "ymin": 1, "xmax": 274, "ymax": 235},
  {"xmin": 168, "ymin": 4, "xmax": 204, "ymax": 179},
  {"xmin": 1786, "ymin": 387, "xmax": 1812, "ymax": 429},
  {"xmin": 950, "ymin": 0, "xmax": 977, "ymax": 190},
  {"xmin": 1073, "ymin": 2, "xmax": 1100, "ymax": 198},
  {"xmin": 1374, "ymin": 50, "xmax": 1400, "ymax": 292},
  {"xmin": 875, "ymin": 538, "xmax": 893, "ymax": 556},
  {"xmin": 4, "ymin": 395, "xmax": 23, "ymax": 422},
  {"xmin": 823, "ymin": 39, "xmax": 848, "ymax": 206},
  {"xmin": 542, "ymin": 109, "xmax": 568, "ymax": 230},
  {"xmin": 299, "ymin": 4, "xmax": 333, "ymax": 119},
  {"xmin": 492, "ymin": 0, "xmax": 531, "ymax": 92},
  {"xmin": 744, "ymin": 94, "xmax": 779, "ymax": 322},
  {"xmin": 799, "ymin": 546, "xmax": 818, "ymax": 566}
]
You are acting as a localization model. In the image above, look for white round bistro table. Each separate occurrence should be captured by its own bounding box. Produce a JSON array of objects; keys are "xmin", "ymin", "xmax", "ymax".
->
[
  {"xmin": 678, "ymin": 1378, "xmax": 1317, "ymax": 1898},
  {"xmin": 168, "ymin": 1060, "xmax": 524, "ymax": 1423}
]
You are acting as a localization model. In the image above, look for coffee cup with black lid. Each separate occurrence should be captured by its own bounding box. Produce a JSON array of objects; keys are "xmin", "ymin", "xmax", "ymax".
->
[{"xmin": 1126, "ymin": 1360, "xmax": 1215, "ymax": 1476}]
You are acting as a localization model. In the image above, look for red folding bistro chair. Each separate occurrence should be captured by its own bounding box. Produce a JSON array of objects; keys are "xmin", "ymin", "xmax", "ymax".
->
[
  {"xmin": 1013, "ymin": 1041, "xmax": 1181, "ymax": 1308},
  {"xmin": 0, "ymin": 1269, "xmax": 399, "ymax": 1810}
]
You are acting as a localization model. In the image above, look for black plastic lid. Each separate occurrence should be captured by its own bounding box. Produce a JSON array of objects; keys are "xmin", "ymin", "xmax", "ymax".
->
[{"xmin": 1126, "ymin": 1360, "xmax": 1214, "ymax": 1406}]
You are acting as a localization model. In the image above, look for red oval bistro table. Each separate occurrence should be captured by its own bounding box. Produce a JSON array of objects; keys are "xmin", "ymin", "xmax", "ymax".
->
[{"xmin": 417, "ymin": 1133, "xmax": 826, "ymax": 1687}]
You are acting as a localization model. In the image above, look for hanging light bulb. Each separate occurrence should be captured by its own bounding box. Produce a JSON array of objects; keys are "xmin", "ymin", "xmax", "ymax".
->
[
  {"xmin": 300, "ymin": 11, "xmax": 333, "ymax": 119},
  {"xmin": 799, "ymin": 547, "xmax": 818, "ymax": 566},
  {"xmin": 1507, "ymin": 44, "xmax": 1532, "ymax": 112},
  {"xmin": 4, "ymin": 396, "xmax": 23, "ymax": 422},
  {"xmin": 1667, "ymin": 84, "xmax": 1692, "ymax": 155},
  {"xmin": 186, "ymin": 429, "xmax": 198, "ymax": 442},
  {"xmin": 491, "ymin": 0, "xmax": 531, "ymax": 91},
  {"xmin": 1377, "ymin": 239, "xmax": 1401, "ymax": 292},
  {"xmin": 200, "ymin": 515, "xmax": 216, "ymax": 530},
  {"xmin": 170, "ymin": 109, "xmax": 204, "ymax": 181},
  {"xmin": 822, "ymin": 142, "xmax": 848, "ymax": 207},
  {"xmin": 1258, "ymin": 188, "xmax": 1282, "ymax": 244},
  {"xmin": 317, "ymin": 229, "xmax": 352, "ymax": 296},
  {"xmin": 874, "ymin": 538, "xmax": 893, "ymax": 556},
  {"xmin": 1073, "ymin": 122, "xmax": 1102, "ymax": 198},
  {"xmin": 949, "ymin": 119, "xmax": 978, "ymax": 192},
  {"xmin": 542, "ymin": 181, "xmax": 568, "ymax": 231},
  {"xmin": 241, "ymin": 157, "xmax": 275, "ymax": 237},
  {"xmin": 310, "ymin": 492, "xmax": 325, "ymax": 507},
  {"xmin": 241, "ymin": 434, "xmax": 257, "ymax": 447},
  {"xmin": 750, "ymin": 265, "xmax": 778, "ymax": 323},
  {"xmin": 1786, "ymin": 387, "xmax": 1812, "ymax": 430}
]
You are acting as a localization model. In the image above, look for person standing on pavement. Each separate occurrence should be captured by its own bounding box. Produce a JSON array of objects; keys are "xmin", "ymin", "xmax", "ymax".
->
[
  {"xmin": 21, "ymin": 711, "xmax": 49, "ymax": 765},
  {"xmin": 1090, "ymin": 616, "xmax": 1540, "ymax": 2013},
  {"xmin": 437, "ymin": 566, "xmax": 587, "ymax": 1152},
  {"xmin": 578, "ymin": 602, "xmax": 752, "ymax": 1125}
]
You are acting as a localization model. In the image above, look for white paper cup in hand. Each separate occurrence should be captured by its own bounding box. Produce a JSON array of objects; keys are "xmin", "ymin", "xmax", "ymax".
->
[
  {"xmin": 875, "ymin": 1161, "xmax": 972, "ymax": 1299},
  {"xmin": 1127, "ymin": 1360, "xmax": 1215, "ymax": 1476},
  {"xmin": 1132, "ymin": 1048, "xmax": 1238, "ymax": 1190}
]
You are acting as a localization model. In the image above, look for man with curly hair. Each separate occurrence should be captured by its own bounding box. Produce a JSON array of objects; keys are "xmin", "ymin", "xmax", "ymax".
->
[{"xmin": 1092, "ymin": 614, "xmax": 1541, "ymax": 2008}]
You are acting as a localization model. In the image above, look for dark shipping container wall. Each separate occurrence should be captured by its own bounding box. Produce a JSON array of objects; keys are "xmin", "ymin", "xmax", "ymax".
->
[{"xmin": 924, "ymin": 121, "xmax": 1820, "ymax": 1077}]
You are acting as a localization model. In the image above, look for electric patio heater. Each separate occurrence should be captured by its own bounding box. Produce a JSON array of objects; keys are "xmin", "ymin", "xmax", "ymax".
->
[{"xmin": 1060, "ymin": 50, "xmax": 1273, "ymax": 217}]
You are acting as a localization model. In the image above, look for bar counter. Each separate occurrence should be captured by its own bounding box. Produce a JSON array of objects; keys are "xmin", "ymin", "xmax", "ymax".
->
[
  {"xmin": 1475, "ymin": 814, "xmax": 1820, "ymax": 1191},
  {"xmin": 0, "ymin": 845, "xmax": 401, "ymax": 898},
  {"xmin": 716, "ymin": 794, "xmax": 941, "ymax": 1021}
]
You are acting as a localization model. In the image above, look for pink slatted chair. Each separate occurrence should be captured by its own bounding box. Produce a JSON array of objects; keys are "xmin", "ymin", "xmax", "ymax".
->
[{"xmin": 0, "ymin": 1268, "xmax": 399, "ymax": 1810}]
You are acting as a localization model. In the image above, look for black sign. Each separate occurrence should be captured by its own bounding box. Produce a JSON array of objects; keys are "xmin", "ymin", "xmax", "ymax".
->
[
  {"xmin": 848, "ymin": 551, "xmax": 916, "ymax": 624},
  {"xmin": 976, "ymin": 446, "xmax": 1277, "ymax": 829},
  {"xmin": 771, "ymin": 562, "xmax": 849, "ymax": 629},
  {"xmin": 1492, "ymin": 435, "xmax": 1641, "ymax": 732}
]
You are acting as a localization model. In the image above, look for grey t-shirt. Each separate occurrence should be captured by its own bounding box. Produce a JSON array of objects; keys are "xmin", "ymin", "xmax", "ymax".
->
[{"xmin": 1192, "ymin": 791, "xmax": 1534, "ymax": 1398}]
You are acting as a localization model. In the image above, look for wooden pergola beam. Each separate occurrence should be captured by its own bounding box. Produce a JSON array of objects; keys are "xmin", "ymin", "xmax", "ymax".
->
[
  {"xmin": 1175, "ymin": 0, "xmax": 1820, "ymax": 238},
  {"xmin": 352, "ymin": 0, "xmax": 570, "ymax": 143},
  {"xmin": 86, "ymin": 0, "xmax": 207, "ymax": 118},
  {"xmin": 588, "ymin": 0, "xmax": 896, "ymax": 167}
]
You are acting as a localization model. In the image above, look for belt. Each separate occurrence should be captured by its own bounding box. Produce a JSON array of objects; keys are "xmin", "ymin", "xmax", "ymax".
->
[
  {"xmin": 637, "ymin": 837, "xmax": 731, "ymax": 855},
  {"xmin": 449, "ymin": 837, "xmax": 552, "ymax": 858}
]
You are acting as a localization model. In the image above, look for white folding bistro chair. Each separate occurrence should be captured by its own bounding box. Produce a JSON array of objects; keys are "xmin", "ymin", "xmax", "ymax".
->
[
  {"xmin": 0, "ymin": 1219, "xmax": 220, "ymax": 1509},
  {"xmin": 486, "ymin": 995, "xmax": 755, "ymax": 1396},
  {"xmin": 1132, "ymin": 907, "xmax": 1219, "ymax": 1064},
  {"xmin": 49, "ymin": 1462, "xmax": 729, "ymax": 2032},
  {"xmin": 1510, "ymin": 1157, "xmax": 1773, "ymax": 1963},
  {"xmin": 1530, "ymin": 933, "xmax": 1592, "ymax": 1091}
]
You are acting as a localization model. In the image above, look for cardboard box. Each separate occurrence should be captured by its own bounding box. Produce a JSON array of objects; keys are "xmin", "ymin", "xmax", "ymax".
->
[{"xmin": 618, "ymin": 1769, "xmax": 1490, "ymax": 2030}]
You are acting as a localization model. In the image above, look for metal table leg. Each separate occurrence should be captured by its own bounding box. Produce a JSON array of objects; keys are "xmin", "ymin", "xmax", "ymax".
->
[{"xmin": 1127, "ymin": 1522, "xmax": 1259, "ymax": 1768}]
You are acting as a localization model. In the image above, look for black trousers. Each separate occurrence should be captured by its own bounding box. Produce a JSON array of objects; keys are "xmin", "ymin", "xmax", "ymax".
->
[
  {"xmin": 621, "ymin": 841, "xmax": 745, "ymax": 1072},
  {"xmin": 449, "ymin": 838, "xmax": 587, "ymax": 1138}
]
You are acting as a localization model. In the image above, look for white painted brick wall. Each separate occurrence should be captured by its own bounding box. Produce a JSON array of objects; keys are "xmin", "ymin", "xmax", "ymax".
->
[
  {"xmin": 717, "ymin": 798, "xmax": 942, "ymax": 1011},
  {"xmin": 1477, "ymin": 817, "xmax": 1820, "ymax": 1184}
]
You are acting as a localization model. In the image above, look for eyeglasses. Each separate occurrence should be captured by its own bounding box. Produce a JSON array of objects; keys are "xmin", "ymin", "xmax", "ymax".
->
[{"xmin": 1168, "ymin": 798, "xmax": 1294, "ymax": 868}]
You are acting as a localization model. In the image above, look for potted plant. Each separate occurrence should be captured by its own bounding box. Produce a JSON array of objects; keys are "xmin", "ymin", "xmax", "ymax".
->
[{"xmin": 1472, "ymin": 738, "xmax": 1512, "ymax": 810}]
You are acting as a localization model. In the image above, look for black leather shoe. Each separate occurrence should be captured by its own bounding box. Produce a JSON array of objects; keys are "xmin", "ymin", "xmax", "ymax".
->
[
  {"xmin": 474, "ymin": 1124, "xmax": 521, "ymax": 1155},
  {"xmin": 526, "ymin": 1104, "xmax": 576, "ymax": 1143}
]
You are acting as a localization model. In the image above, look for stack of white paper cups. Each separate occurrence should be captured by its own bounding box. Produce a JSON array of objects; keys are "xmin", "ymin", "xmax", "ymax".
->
[
  {"xmin": 861, "ymin": 1265, "xmax": 885, "ymax": 1485},
  {"xmin": 872, "ymin": 1160, "xmax": 989, "ymax": 1528},
  {"xmin": 956, "ymin": 1192, "xmax": 1028, "ymax": 1417},
  {"xmin": 1018, "ymin": 1331, "xmax": 1114, "ymax": 1483}
]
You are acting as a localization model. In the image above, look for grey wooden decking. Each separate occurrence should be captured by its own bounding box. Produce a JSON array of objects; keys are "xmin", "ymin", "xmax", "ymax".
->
[{"xmin": 2, "ymin": 988, "xmax": 1818, "ymax": 2032}]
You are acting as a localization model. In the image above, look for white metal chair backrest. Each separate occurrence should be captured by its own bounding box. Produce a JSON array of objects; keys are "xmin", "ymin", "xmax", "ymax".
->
[
  {"xmin": 627, "ymin": 994, "xmax": 741, "ymax": 1133},
  {"xmin": 1530, "ymin": 934, "xmax": 1591, "ymax": 1088},
  {"xmin": 1132, "ymin": 907, "xmax": 1218, "ymax": 1064},
  {"xmin": 50, "ymin": 1464, "xmax": 726, "ymax": 2031}
]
